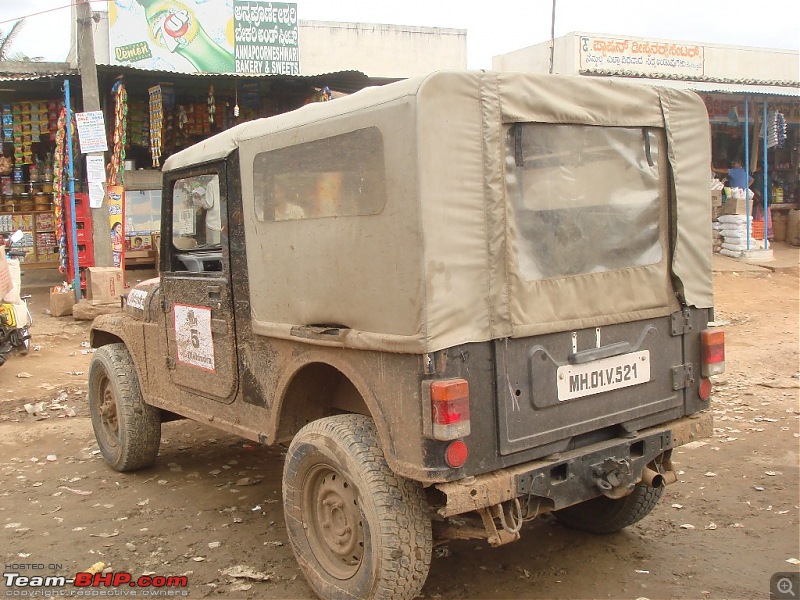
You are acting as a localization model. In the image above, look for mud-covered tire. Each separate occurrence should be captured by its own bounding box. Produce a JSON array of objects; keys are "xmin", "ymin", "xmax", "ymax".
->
[
  {"xmin": 282, "ymin": 414, "xmax": 432, "ymax": 600},
  {"xmin": 88, "ymin": 343, "xmax": 161, "ymax": 472},
  {"xmin": 554, "ymin": 483, "xmax": 663, "ymax": 534}
]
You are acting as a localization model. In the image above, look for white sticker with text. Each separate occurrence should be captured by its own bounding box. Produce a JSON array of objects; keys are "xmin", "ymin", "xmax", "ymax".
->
[
  {"xmin": 126, "ymin": 288, "xmax": 148, "ymax": 310},
  {"xmin": 173, "ymin": 304, "xmax": 215, "ymax": 371}
]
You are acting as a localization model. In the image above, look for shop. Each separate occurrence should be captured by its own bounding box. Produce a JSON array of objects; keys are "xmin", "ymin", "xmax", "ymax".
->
[
  {"xmin": 96, "ymin": 65, "xmax": 372, "ymax": 268},
  {"xmin": 0, "ymin": 71, "xmax": 81, "ymax": 271},
  {"xmin": 1, "ymin": 64, "xmax": 374, "ymax": 278},
  {"xmin": 703, "ymin": 92, "xmax": 799, "ymax": 204}
]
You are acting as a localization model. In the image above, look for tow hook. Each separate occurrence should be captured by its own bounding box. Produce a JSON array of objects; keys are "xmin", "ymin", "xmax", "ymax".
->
[{"xmin": 592, "ymin": 458, "xmax": 635, "ymax": 499}]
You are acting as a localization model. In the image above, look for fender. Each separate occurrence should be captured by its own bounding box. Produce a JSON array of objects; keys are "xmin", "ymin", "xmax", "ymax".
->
[{"xmin": 90, "ymin": 313, "xmax": 150, "ymax": 391}]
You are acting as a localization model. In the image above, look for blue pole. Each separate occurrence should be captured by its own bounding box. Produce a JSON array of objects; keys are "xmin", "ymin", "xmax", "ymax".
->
[
  {"xmin": 64, "ymin": 80, "xmax": 81, "ymax": 300},
  {"xmin": 744, "ymin": 97, "xmax": 750, "ymax": 250},
  {"xmin": 762, "ymin": 99, "xmax": 769, "ymax": 249}
]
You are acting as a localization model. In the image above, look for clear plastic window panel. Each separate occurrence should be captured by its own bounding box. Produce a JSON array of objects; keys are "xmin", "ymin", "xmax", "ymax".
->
[
  {"xmin": 253, "ymin": 127, "xmax": 387, "ymax": 222},
  {"xmin": 506, "ymin": 124, "xmax": 663, "ymax": 281},
  {"xmin": 172, "ymin": 174, "xmax": 222, "ymax": 250}
]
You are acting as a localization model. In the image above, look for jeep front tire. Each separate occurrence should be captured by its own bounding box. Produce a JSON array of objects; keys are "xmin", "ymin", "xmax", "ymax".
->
[{"xmin": 88, "ymin": 343, "xmax": 161, "ymax": 472}]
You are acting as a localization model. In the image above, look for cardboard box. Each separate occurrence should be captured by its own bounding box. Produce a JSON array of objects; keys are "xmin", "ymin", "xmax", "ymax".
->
[
  {"xmin": 86, "ymin": 267, "xmax": 124, "ymax": 306},
  {"xmin": 50, "ymin": 290, "xmax": 76, "ymax": 317},
  {"xmin": 711, "ymin": 190, "xmax": 723, "ymax": 207},
  {"xmin": 722, "ymin": 197, "xmax": 748, "ymax": 216}
]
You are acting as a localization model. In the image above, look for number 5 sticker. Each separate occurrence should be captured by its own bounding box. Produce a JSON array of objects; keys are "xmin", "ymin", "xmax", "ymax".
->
[{"xmin": 173, "ymin": 304, "xmax": 215, "ymax": 371}]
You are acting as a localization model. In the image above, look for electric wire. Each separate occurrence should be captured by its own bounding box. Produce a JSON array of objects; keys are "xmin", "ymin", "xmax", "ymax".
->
[{"xmin": 0, "ymin": 1, "xmax": 109, "ymax": 27}]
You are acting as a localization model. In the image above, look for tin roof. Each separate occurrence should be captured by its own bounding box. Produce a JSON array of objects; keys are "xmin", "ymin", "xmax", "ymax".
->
[
  {"xmin": 93, "ymin": 63, "xmax": 387, "ymax": 95},
  {"xmin": 579, "ymin": 70, "xmax": 800, "ymax": 97}
]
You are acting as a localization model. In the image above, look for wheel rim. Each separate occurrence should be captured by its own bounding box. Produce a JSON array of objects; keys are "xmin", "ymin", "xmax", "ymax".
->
[
  {"xmin": 302, "ymin": 463, "xmax": 364, "ymax": 580},
  {"xmin": 96, "ymin": 375, "xmax": 119, "ymax": 448}
]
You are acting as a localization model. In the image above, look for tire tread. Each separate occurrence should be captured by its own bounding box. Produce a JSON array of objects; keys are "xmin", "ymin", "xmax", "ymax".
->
[{"xmin": 89, "ymin": 343, "xmax": 160, "ymax": 472}]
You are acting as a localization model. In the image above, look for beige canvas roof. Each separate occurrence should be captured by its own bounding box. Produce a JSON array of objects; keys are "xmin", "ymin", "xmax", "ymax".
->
[{"xmin": 164, "ymin": 71, "xmax": 713, "ymax": 354}]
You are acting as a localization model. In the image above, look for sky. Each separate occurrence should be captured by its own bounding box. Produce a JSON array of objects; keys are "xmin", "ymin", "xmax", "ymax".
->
[{"xmin": 0, "ymin": 0, "xmax": 798, "ymax": 69}]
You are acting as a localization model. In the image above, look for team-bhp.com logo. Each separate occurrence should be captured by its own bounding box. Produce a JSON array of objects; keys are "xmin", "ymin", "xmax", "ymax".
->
[{"xmin": 3, "ymin": 568, "xmax": 189, "ymax": 596}]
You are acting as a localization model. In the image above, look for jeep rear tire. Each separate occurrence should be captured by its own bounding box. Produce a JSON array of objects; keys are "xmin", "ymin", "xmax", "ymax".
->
[
  {"xmin": 554, "ymin": 483, "xmax": 663, "ymax": 534},
  {"xmin": 88, "ymin": 343, "xmax": 161, "ymax": 472},
  {"xmin": 282, "ymin": 414, "xmax": 432, "ymax": 600}
]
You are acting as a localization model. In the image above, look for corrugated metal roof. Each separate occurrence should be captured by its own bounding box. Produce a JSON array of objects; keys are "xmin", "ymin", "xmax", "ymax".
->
[
  {"xmin": 579, "ymin": 69, "xmax": 800, "ymax": 97},
  {"xmin": 0, "ymin": 72, "xmax": 77, "ymax": 82},
  {"xmin": 94, "ymin": 63, "xmax": 378, "ymax": 94}
]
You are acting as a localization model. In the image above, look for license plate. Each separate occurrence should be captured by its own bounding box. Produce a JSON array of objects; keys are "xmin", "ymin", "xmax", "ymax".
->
[{"xmin": 557, "ymin": 350, "xmax": 650, "ymax": 401}]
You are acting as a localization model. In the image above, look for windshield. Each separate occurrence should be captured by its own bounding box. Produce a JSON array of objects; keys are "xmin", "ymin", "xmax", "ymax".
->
[{"xmin": 506, "ymin": 124, "xmax": 664, "ymax": 281}]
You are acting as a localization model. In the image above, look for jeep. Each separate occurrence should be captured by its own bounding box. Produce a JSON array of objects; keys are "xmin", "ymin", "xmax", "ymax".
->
[{"xmin": 89, "ymin": 70, "xmax": 724, "ymax": 600}]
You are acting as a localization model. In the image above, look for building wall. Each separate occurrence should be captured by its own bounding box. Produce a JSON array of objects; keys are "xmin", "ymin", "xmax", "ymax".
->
[{"xmin": 299, "ymin": 21, "xmax": 466, "ymax": 78}]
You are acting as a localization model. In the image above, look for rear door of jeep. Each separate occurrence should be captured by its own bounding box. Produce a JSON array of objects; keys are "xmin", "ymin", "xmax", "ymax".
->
[{"xmin": 496, "ymin": 122, "xmax": 691, "ymax": 457}]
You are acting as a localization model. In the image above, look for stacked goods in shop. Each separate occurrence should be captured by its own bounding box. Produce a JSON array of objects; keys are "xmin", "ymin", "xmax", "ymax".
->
[
  {"xmin": 128, "ymin": 99, "xmax": 149, "ymax": 148},
  {"xmin": 717, "ymin": 214, "xmax": 762, "ymax": 257},
  {"xmin": 711, "ymin": 221, "xmax": 724, "ymax": 253},
  {"xmin": 48, "ymin": 102, "xmax": 60, "ymax": 140}
]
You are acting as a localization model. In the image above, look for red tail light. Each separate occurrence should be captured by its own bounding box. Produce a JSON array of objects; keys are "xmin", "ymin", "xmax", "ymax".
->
[
  {"xmin": 701, "ymin": 329, "xmax": 725, "ymax": 377},
  {"xmin": 430, "ymin": 379, "xmax": 470, "ymax": 441}
]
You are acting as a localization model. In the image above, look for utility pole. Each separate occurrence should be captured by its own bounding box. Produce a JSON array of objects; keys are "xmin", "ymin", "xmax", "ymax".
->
[
  {"xmin": 75, "ymin": 0, "xmax": 113, "ymax": 267},
  {"xmin": 549, "ymin": 0, "xmax": 556, "ymax": 74}
]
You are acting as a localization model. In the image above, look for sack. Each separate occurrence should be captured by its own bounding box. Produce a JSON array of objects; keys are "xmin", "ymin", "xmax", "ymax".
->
[
  {"xmin": 0, "ymin": 248, "xmax": 11, "ymax": 301},
  {"xmin": 719, "ymin": 248, "xmax": 742, "ymax": 258},
  {"xmin": 2, "ymin": 254, "xmax": 22, "ymax": 304},
  {"xmin": 787, "ymin": 210, "xmax": 800, "ymax": 247},
  {"xmin": 718, "ymin": 214, "xmax": 748, "ymax": 225}
]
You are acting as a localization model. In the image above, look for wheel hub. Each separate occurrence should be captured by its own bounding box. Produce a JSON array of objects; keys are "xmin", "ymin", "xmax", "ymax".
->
[
  {"xmin": 99, "ymin": 384, "xmax": 119, "ymax": 440},
  {"xmin": 304, "ymin": 466, "xmax": 364, "ymax": 579}
]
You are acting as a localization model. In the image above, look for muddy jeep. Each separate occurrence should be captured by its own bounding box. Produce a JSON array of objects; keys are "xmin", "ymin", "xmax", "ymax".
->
[{"xmin": 89, "ymin": 71, "xmax": 724, "ymax": 600}]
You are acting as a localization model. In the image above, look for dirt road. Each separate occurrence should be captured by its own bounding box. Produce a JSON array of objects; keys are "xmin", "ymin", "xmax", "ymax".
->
[{"xmin": 1, "ymin": 257, "xmax": 798, "ymax": 599}]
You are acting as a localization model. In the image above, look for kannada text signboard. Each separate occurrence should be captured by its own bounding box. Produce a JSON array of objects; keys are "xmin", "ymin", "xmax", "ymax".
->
[
  {"xmin": 109, "ymin": 0, "xmax": 299, "ymax": 75},
  {"xmin": 579, "ymin": 35, "xmax": 704, "ymax": 79}
]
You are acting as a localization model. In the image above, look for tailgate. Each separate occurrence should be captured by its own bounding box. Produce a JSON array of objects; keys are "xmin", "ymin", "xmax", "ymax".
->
[{"xmin": 495, "ymin": 317, "xmax": 684, "ymax": 456}]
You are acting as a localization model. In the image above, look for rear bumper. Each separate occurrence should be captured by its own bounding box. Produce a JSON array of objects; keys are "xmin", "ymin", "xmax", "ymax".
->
[{"xmin": 434, "ymin": 412, "xmax": 712, "ymax": 518}]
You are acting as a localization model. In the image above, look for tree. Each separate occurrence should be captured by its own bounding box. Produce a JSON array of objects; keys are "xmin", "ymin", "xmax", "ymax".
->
[{"xmin": 0, "ymin": 19, "xmax": 42, "ymax": 62}]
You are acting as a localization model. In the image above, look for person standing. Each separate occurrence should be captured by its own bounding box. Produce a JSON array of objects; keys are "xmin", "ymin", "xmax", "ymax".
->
[
  {"xmin": 190, "ymin": 175, "xmax": 222, "ymax": 245},
  {"xmin": 712, "ymin": 158, "xmax": 753, "ymax": 191}
]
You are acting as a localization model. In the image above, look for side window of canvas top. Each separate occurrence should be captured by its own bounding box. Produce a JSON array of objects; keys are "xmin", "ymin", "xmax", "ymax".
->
[
  {"xmin": 506, "ymin": 123, "xmax": 664, "ymax": 281},
  {"xmin": 253, "ymin": 127, "xmax": 387, "ymax": 222}
]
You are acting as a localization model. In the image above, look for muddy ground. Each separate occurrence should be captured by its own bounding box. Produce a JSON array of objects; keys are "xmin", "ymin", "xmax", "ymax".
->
[{"xmin": 1, "ymin": 257, "xmax": 798, "ymax": 600}]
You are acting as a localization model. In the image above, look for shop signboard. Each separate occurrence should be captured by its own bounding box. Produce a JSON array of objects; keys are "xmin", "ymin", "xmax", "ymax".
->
[
  {"xmin": 109, "ymin": 0, "xmax": 299, "ymax": 75},
  {"xmin": 579, "ymin": 35, "xmax": 704, "ymax": 79}
]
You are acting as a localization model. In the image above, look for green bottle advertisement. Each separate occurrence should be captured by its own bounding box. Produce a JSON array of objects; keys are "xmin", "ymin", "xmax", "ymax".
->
[{"xmin": 135, "ymin": 0, "xmax": 235, "ymax": 73}]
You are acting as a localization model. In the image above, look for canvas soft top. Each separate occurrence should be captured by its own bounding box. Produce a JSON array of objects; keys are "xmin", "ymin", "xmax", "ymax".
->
[{"xmin": 163, "ymin": 71, "xmax": 713, "ymax": 354}]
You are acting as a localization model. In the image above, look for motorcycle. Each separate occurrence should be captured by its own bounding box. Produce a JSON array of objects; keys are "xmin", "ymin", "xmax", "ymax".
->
[{"xmin": 1, "ymin": 230, "xmax": 32, "ymax": 367}]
